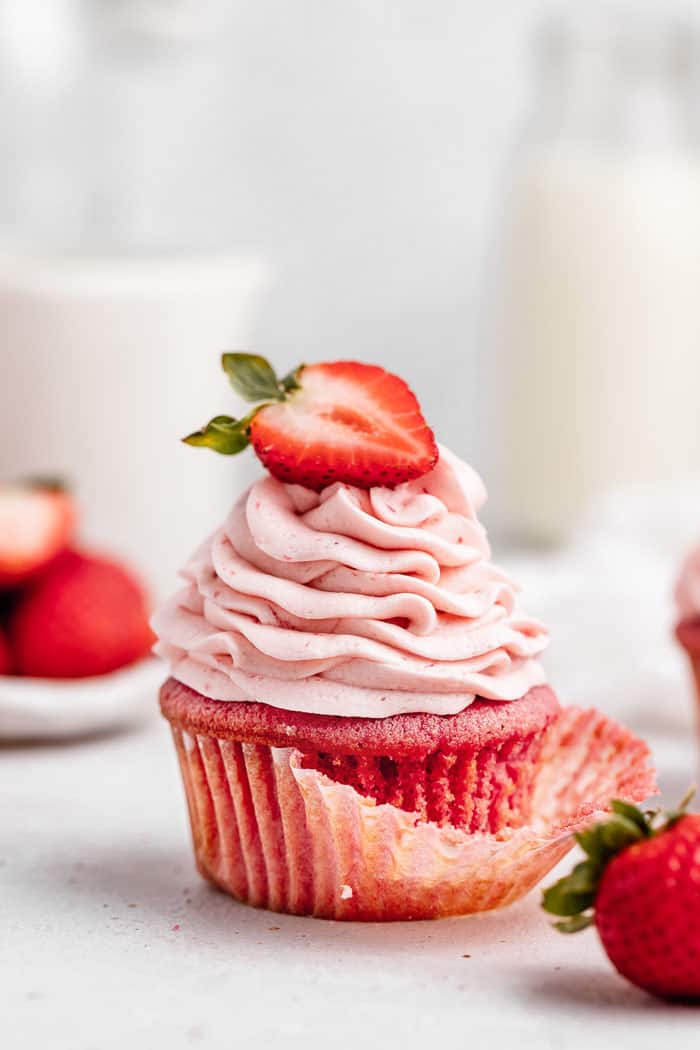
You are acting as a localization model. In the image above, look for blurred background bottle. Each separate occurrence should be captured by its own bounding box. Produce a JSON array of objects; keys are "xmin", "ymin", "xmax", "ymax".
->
[
  {"xmin": 495, "ymin": 12, "xmax": 700, "ymax": 547},
  {"xmin": 0, "ymin": 0, "xmax": 268, "ymax": 596}
]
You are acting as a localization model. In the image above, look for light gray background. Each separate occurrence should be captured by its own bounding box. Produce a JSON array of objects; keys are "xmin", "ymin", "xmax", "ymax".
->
[{"xmin": 1, "ymin": 0, "xmax": 695, "ymax": 471}]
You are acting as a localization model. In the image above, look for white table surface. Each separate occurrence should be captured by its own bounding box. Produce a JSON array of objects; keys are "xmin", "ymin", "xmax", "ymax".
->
[
  {"xmin": 3, "ymin": 707, "xmax": 699, "ymax": 1050},
  {"xmin": 6, "ymin": 489, "xmax": 700, "ymax": 1050}
]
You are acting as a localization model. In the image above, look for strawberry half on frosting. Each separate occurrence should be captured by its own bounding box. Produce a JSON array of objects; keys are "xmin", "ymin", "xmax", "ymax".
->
[{"xmin": 183, "ymin": 355, "xmax": 438, "ymax": 490}]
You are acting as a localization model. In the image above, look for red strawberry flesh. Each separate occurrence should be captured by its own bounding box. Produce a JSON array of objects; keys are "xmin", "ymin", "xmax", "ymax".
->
[
  {"xmin": 250, "ymin": 361, "xmax": 438, "ymax": 490},
  {"xmin": 0, "ymin": 486, "xmax": 75, "ymax": 588}
]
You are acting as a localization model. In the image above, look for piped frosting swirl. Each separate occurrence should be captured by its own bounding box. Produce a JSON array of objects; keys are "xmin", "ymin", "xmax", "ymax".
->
[{"xmin": 153, "ymin": 446, "xmax": 548, "ymax": 717}]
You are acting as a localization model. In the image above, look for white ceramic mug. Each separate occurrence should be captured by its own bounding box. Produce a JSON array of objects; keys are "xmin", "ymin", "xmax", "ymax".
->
[{"xmin": 0, "ymin": 250, "xmax": 270, "ymax": 597}]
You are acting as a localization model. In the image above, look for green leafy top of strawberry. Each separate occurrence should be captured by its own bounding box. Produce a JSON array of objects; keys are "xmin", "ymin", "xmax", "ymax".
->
[{"xmin": 542, "ymin": 789, "xmax": 696, "ymax": 933}]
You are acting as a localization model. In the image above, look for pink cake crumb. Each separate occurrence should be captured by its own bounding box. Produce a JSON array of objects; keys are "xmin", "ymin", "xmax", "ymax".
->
[{"xmin": 161, "ymin": 679, "xmax": 559, "ymax": 833}]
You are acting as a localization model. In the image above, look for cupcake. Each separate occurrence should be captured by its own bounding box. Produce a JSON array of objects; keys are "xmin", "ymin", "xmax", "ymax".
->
[
  {"xmin": 154, "ymin": 355, "xmax": 655, "ymax": 920},
  {"xmin": 675, "ymin": 545, "xmax": 700, "ymax": 715}
]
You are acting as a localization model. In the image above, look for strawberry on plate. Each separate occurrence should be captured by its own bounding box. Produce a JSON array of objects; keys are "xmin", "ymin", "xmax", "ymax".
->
[
  {"xmin": 0, "ymin": 482, "xmax": 76, "ymax": 588},
  {"xmin": 183, "ymin": 354, "xmax": 438, "ymax": 491},
  {"xmin": 10, "ymin": 549, "xmax": 155, "ymax": 679},
  {"xmin": 542, "ymin": 792, "xmax": 700, "ymax": 1002},
  {"xmin": 0, "ymin": 626, "xmax": 12, "ymax": 675}
]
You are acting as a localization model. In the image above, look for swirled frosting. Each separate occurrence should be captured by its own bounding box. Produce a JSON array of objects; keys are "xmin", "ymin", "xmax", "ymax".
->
[
  {"xmin": 153, "ymin": 446, "xmax": 548, "ymax": 717},
  {"xmin": 676, "ymin": 545, "xmax": 700, "ymax": 622}
]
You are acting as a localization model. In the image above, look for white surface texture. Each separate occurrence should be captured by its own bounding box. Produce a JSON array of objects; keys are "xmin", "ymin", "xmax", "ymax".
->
[
  {"xmin": 2, "ymin": 714, "xmax": 698, "ymax": 1050},
  {"xmin": 6, "ymin": 0, "xmax": 690, "ymax": 472}
]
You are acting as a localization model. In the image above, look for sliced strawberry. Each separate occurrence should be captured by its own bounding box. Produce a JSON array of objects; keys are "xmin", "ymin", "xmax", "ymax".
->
[
  {"xmin": 249, "ymin": 362, "xmax": 437, "ymax": 490},
  {"xmin": 184, "ymin": 356, "xmax": 438, "ymax": 491},
  {"xmin": 0, "ymin": 484, "xmax": 76, "ymax": 589}
]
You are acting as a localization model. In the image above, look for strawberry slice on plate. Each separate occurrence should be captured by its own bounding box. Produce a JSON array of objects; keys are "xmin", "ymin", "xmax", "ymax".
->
[
  {"xmin": 0, "ymin": 483, "xmax": 76, "ymax": 588},
  {"xmin": 184, "ymin": 355, "xmax": 438, "ymax": 491}
]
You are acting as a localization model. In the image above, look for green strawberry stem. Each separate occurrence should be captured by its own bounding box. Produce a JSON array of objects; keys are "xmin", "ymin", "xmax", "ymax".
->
[
  {"xmin": 542, "ymin": 789, "xmax": 696, "ymax": 934},
  {"xmin": 183, "ymin": 354, "xmax": 304, "ymax": 456}
]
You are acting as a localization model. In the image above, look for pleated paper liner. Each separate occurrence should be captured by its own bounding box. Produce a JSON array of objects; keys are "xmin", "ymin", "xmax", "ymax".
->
[{"xmin": 163, "ymin": 696, "xmax": 656, "ymax": 920}]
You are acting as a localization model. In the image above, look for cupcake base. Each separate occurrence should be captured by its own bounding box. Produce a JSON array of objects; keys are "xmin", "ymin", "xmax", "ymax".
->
[
  {"xmin": 161, "ymin": 679, "xmax": 560, "ymax": 833},
  {"xmin": 161, "ymin": 679, "xmax": 655, "ymax": 921}
]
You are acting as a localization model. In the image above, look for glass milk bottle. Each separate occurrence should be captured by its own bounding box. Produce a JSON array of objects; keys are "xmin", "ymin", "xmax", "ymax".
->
[{"xmin": 495, "ymin": 14, "xmax": 700, "ymax": 546}]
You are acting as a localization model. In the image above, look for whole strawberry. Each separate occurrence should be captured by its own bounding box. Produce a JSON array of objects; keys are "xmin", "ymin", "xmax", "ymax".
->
[
  {"xmin": 10, "ymin": 549, "xmax": 154, "ymax": 678},
  {"xmin": 543, "ymin": 794, "xmax": 700, "ymax": 1002}
]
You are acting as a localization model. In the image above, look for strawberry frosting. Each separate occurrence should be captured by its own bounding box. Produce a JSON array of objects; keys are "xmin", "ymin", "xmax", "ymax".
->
[
  {"xmin": 153, "ymin": 446, "xmax": 548, "ymax": 718},
  {"xmin": 676, "ymin": 544, "xmax": 700, "ymax": 623}
]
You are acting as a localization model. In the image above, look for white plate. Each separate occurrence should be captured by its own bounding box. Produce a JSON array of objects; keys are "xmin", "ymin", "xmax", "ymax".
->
[{"xmin": 0, "ymin": 658, "xmax": 165, "ymax": 741}]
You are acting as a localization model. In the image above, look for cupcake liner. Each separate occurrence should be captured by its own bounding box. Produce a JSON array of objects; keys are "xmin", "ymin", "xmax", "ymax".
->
[{"xmin": 170, "ymin": 704, "xmax": 655, "ymax": 921}]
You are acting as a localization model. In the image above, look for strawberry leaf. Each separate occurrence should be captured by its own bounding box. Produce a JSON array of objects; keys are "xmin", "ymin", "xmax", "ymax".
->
[
  {"xmin": 599, "ymin": 814, "xmax": 645, "ymax": 853},
  {"xmin": 575, "ymin": 825, "xmax": 604, "ymax": 861},
  {"xmin": 575, "ymin": 815, "xmax": 644, "ymax": 871},
  {"xmin": 567, "ymin": 859, "xmax": 598, "ymax": 891},
  {"xmin": 554, "ymin": 913, "xmax": 594, "ymax": 934},
  {"xmin": 542, "ymin": 879, "xmax": 596, "ymax": 917},
  {"xmin": 221, "ymin": 353, "xmax": 284, "ymax": 403},
  {"xmin": 280, "ymin": 365, "xmax": 304, "ymax": 393},
  {"xmin": 182, "ymin": 411, "xmax": 257, "ymax": 455},
  {"xmin": 610, "ymin": 799, "xmax": 652, "ymax": 836},
  {"xmin": 542, "ymin": 860, "xmax": 597, "ymax": 917}
]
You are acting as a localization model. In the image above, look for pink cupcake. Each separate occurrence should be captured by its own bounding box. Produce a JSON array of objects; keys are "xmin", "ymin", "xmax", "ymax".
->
[
  {"xmin": 675, "ymin": 545, "xmax": 700, "ymax": 716},
  {"xmin": 153, "ymin": 356, "xmax": 655, "ymax": 920}
]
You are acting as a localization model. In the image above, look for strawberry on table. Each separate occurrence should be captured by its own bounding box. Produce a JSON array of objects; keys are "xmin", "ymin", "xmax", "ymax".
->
[
  {"xmin": 183, "ymin": 354, "xmax": 438, "ymax": 490},
  {"xmin": 543, "ymin": 792, "xmax": 700, "ymax": 1002},
  {"xmin": 0, "ymin": 482, "xmax": 76, "ymax": 588},
  {"xmin": 10, "ymin": 549, "xmax": 154, "ymax": 679}
]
